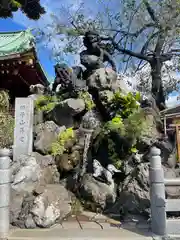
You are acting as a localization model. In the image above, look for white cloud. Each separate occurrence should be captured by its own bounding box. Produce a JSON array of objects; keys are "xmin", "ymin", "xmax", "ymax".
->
[{"xmin": 166, "ymin": 94, "xmax": 180, "ymax": 108}]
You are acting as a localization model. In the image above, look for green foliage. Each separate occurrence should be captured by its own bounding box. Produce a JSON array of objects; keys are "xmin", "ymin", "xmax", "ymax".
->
[
  {"xmin": 51, "ymin": 128, "xmax": 75, "ymax": 156},
  {"xmin": 0, "ymin": 91, "xmax": 14, "ymax": 148},
  {"xmin": 130, "ymin": 147, "xmax": 138, "ymax": 153},
  {"xmin": 0, "ymin": 0, "xmax": 45, "ymax": 19},
  {"xmin": 78, "ymin": 91, "xmax": 95, "ymax": 111},
  {"xmin": 71, "ymin": 198, "xmax": 83, "ymax": 215},
  {"xmin": 0, "ymin": 90, "xmax": 10, "ymax": 111},
  {"xmin": 104, "ymin": 115, "xmax": 125, "ymax": 135},
  {"xmin": 107, "ymin": 138, "xmax": 122, "ymax": 169},
  {"xmin": 0, "ymin": 112, "xmax": 14, "ymax": 148},
  {"xmin": 124, "ymin": 109, "xmax": 148, "ymax": 142},
  {"xmin": 35, "ymin": 95, "xmax": 60, "ymax": 112},
  {"xmin": 110, "ymin": 91, "xmax": 140, "ymax": 118},
  {"xmin": 94, "ymin": 90, "xmax": 148, "ymax": 167}
]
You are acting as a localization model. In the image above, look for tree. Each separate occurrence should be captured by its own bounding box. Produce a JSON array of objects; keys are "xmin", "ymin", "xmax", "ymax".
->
[
  {"xmin": 120, "ymin": 58, "xmax": 180, "ymax": 100},
  {"xmin": 0, "ymin": 0, "xmax": 45, "ymax": 19},
  {"xmin": 37, "ymin": 0, "xmax": 180, "ymax": 109}
]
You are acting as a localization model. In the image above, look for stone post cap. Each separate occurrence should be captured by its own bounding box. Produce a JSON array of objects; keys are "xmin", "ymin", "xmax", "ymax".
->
[
  {"xmin": 150, "ymin": 146, "xmax": 161, "ymax": 156},
  {"xmin": 0, "ymin": 148, "xmax": 11, "ymax": 157}
]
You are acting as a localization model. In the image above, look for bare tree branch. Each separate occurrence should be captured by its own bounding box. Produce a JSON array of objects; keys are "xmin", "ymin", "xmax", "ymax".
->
[
  {"xmin": 112, "ymin": 40, "xmax": 151, "ymax": 61},
  {"xmin": 141, "ymin": 31, "xmax": 159, "ymax": 54},
  {"xmin": 143, "ymin": 0, "xmax": 160, "ymax": 27}
]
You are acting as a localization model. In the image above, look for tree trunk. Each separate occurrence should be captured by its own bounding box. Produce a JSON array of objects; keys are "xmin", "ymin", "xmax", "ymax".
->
[{"xmin": 150, "ymin": 59, "xmax": 165, "ymax": 110}]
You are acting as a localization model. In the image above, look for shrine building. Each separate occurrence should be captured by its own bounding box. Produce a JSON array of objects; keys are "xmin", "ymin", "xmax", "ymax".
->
[
  {"xmin": 161, "ymin": 104, "xmax": 180, "ymax": 161},
  {"xmin": 0, "ymin": 29, "xmax": 49, "ymax": 107}
]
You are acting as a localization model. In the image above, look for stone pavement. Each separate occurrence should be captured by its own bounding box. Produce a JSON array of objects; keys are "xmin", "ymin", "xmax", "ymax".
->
[{"xmin": 9, "ymin": 211, "xmax": 153, "ymax": 239}]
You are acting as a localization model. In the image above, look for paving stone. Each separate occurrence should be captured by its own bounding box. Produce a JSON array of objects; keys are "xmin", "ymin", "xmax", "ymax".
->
[
  {"xmin": 100, "ymin": 222, "xmax": 121, "ymax": 230},
  {"xmin": 94, "ymin": 214, "xmax": 109, "ymax": 222},
  {"xmin": 136, "ymin": 222, "xmax": 150, "ymax": 230},
  {"xmin": 9, "ymin": 227, "xmax": 153, "ymax": 239},
  {"xmin": 80, "ymin": 221, "xmax": 102, "ymax": 229},
  {"xmin": 62, "ymin": 221, "xmax": 81, "ymax": 229},
  {"xmin": 121, "ymin": 222, "xmax": 138, "ymax": 229},
  {"xmin": 82, "ymin": 211, "xmax": 97, "ymax": 219},
  {"xmin": 49, "ymin": 224, "xmax": 63, "ymax": 230}
]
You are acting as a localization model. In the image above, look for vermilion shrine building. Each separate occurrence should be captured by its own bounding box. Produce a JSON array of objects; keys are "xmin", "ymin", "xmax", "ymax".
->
[{"xmin": 0, "ymin": 29, "xmax": 49, "ymax": 110}]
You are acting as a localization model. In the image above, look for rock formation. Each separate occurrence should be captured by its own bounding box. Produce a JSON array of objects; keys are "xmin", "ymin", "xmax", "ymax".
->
[{"xmin": 8, "ymin": 30, "xmax": 179, "ymax": 228}]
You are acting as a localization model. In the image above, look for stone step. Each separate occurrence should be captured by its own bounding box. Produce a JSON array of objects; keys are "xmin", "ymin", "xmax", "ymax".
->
[{"xmin": 9, "ymin": 228, "xmax": 153, "ymax": 240}]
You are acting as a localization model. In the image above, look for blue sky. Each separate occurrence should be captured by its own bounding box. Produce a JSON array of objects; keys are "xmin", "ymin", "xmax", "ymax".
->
[
  {"xmin": 0, "ymin": 0, "xmax": 116, "ymax": 82},
  {"xmin": 0, "ymin": 0, "xmax": 100, "ymax": 82},
  {"xmin": 0, "ymin": 18, "xmax": 55, "ymax": 81},
  {"xmin": 0, "ymin": 0, "xmax": 101, "ymax": 82}
]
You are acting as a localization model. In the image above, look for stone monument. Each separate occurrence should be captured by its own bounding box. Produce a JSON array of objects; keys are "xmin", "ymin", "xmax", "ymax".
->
[{"xmin": 13, "ymin": 98, "xmax": 34, "ymax": 161}]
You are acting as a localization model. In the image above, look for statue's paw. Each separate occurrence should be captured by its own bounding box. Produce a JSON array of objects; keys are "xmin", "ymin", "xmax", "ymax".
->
[
  {"xmin": 93, "ymin": 173, "xmax": 98, "ymax": 178},
  {"xmin": 107, "ymin": 181, "xmax": 112, "ymax": 185}
]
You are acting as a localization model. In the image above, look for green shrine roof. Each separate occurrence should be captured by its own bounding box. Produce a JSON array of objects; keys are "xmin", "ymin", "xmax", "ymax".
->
[{"xmin": 0, "ymin": 29, "xmax": 34, "ymax": 59}]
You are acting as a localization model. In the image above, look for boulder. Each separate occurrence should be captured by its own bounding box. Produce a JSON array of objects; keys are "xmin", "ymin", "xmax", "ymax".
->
[
  {"xmin": 11, "ymin": 153, "xmax": 60, "ymax": 191},
  {"xmin": 118, "ymin": 163, "xmax": 150, "ymax": 216},
  {"xmin": 40, "ymin": 165, "xmax": 60, "ymax": 184},
  {"xmin": 79, "ymin": 174, "xmax": 116, "ymax": 210},
  {"xmin": 86, "ymin": 68, "xmax": 117, "ymax": 90},
  {"xmin": 55, "ymin": 150, "xmax": 80, "ymax": 173},
  {"xmin": 10, "ymin": 189, "xmax": 25, "ymax": 225},
  {"xmin": 154, "ymin": 138, "xmax": 174, "ymax": 165},
  {"xmin": 11, "ymin": 184, "xmax": 72, "ymax": 228},
  {"xmin": 81, "ymin": 110, "xmax": 101, "ymax": 130},
  {"xmin": 32, "ymin": 152, "xmax": 55, "ymax": 168},
  {"xmin": 35, "ymin": 121, "xmax": 62, "ymax": 136},
  {"xmin": 11, "ymin": 154, "xmax": 41, "ymax": 192},
  {"xmin": 46, "ymin": 98, "xmax": 85, "ymax": 128},
  {"xmin": 34, "ymin": 121, "xmax": 65, "ymax": 155},
  {"xmin": 30, "ymin": 184, "xmax": 72, "ymax": 228},
  {"xmin": 137, "ymin": 108, "xmax": 162, "ymax": 152}
]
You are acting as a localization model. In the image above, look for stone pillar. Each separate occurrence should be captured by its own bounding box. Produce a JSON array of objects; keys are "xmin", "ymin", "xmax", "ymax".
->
[
  {"xmin": 0, "ymin": 148, "xmax": 11, "ymax": 239},
  {"xmin": 149, "ymin": 146, "xmax": 166, "ymax": 236}
]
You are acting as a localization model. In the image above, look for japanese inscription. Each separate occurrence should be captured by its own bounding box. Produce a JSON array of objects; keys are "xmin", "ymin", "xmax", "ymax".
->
[{"xmin": 13, "ymin": 98, "xmax": 34, "ymax": 161}]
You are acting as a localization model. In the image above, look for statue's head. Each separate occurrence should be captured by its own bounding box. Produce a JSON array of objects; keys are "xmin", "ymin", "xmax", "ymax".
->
[
  {"xmin": 54, "ymin": 63, "xmax": 71, "ymax": 74},
  {"xmin": 93, "ymin": 159, "xmax": 102, "ymax": 169},
  {"xmin": 29, "ymin": 84, "xmax": 45, "ymax": 94},
  {"xmin": 83, "ymin": 30, "xmax": 100, "ymax": 47},
  {"xmin": 54, "ymin": 63, "xmax": 73, "ymax": 84}
]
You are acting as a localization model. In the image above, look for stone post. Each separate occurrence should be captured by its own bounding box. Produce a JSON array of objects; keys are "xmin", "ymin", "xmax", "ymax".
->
[
  {"xmin": 0, "ymin": 148, "xmax": 11, "ymax": 239},
  {"xmin": 149, "ymin": 146, "xmax": 166, "ymax": 236}
]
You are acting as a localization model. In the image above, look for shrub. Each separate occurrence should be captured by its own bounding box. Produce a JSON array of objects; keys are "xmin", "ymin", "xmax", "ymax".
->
[
  {"xmin": 35, "ymin": 95, "xmax": 60, "ymax": 112},
  {"xmin": 78, "ymin": 90, "xmax": 95, "ymax": 111},
  {"xmin": 50, "ymin": 128, "xmax": 75, "ymax": 156},
  {"xmin": 0, "ymin": 112, "xmax": 14, "ymax": 148},
  {"xmin": 0, "ymin": 91, "xmax": 14, "ymax": 148},
  {"xmin": 124, "ymin": 109, "xmax": 148, "ymax": 143},
  {"xmin": 109, "ymin": 90, "xmax": 141, "ymax": 118},
  {"xmin": 93, "ymin": 90, "xmax": 147, "ymax": 167}
]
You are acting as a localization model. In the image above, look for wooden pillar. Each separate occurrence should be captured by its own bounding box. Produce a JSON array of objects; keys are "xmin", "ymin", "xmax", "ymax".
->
[{"xmin": 170, "ymin": 123, "xmax": 180, "ymax": 163}]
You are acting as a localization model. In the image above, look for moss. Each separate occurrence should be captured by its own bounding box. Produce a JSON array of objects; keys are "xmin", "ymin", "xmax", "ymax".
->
[
  {"xmin": 78, "ymin": 91, "xmax": 95, "ymax": 111},
  {"xmin": 50, "ymin": 128, "xmax": 75, "ymax": 156},
  {"xmin": 71, "ymin": 198, "xmax": 83, "ymax": 215},
  {"xmin": 35, "ymin": 95, "xmax": 60, "ymax": 112}
]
